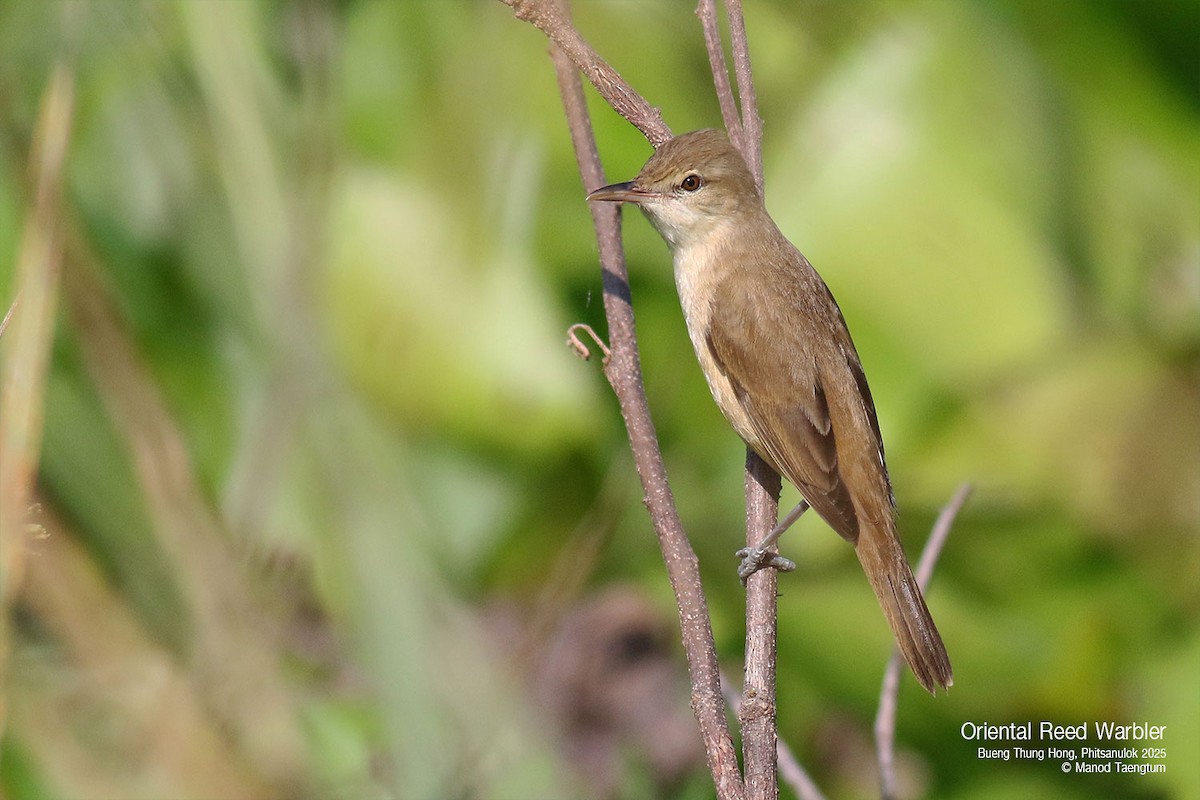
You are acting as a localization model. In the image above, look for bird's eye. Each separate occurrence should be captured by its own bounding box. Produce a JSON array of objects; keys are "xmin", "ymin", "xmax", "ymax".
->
[{"xmin": 680, "ymin": 174, "xmax": 702, "ymax": 192}]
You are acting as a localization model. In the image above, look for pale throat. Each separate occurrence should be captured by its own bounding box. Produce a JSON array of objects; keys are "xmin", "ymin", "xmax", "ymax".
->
[
  {"xmin": 663, "ymin": 213, "xmax": 735, "ymax": 322},
  {"xmin": 640, "ymin": 197, "xmax": 738, "ymax": 349}
]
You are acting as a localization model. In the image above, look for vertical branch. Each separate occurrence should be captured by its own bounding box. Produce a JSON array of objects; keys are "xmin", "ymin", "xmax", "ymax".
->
[
  {"xmin": 696, "ymin": 0, "xmax": 744, "ymax": 155},
  {"xmin": 722, "ymin": 674, "xmax": 829, "ymax": 800},
  {"xmin": 723, "ymin": 0, "xmax": 763, "ymax": 193},
  {"xmin": 874, "ymin": 483, "xmax": 972, "ymax": 799},
  {"xmin": 547, "ymin": 11, "xmax": 745, "ymax": 800},
  {"xmin": 741, "ymin": 455, "xmax": 782, "ymax": 800},
  {"xmin": 709, "ymin": 4, "xmax": 779, "ymax": 799}
]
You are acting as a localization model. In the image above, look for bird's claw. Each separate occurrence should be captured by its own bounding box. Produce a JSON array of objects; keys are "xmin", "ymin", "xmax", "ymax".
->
[{"xmin": 735, "ymin": 546, "xmax": 796, "ymax": 584}]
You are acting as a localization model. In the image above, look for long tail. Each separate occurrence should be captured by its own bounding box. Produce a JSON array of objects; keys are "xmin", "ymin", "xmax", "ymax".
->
[{"xmin": 855, "ymin": 521, "xmax": 953, "ymax": 693}]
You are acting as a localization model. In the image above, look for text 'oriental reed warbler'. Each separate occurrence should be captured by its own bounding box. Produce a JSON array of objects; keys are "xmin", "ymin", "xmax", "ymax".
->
[{"xmin": 588, "ymin": 129, "xmax": 952, "ymax": 693}]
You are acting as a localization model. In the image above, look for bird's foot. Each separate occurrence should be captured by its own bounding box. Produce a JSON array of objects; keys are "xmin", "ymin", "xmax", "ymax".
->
[{"xmin": 735, "ymin": 546, "xmax": 796, "ymax": 584}]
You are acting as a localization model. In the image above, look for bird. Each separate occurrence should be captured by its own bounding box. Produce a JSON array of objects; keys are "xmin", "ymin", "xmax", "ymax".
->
[{"xmin": 587, "ymin": 129, "xmax": 952, "ymax": 693}]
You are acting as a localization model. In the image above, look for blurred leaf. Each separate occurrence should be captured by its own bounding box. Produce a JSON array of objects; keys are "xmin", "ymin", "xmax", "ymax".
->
[
  {"xmin": 323, "ymin": 169, "xmax": 598, "ymax": 454},
  {"xmin": 773, "ymin": 5, "xmax": 1067, "ymax": 386}
]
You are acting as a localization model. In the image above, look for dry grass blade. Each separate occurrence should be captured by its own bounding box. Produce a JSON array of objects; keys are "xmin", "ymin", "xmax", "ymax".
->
[
  {"xmin": 0, "ymin": 64, "xmax": 73, "ymax": 595},
  {"xmin": 0, "ymin": 62, "xmax": 75, "ymax": 738},
  {"xmin": 0, "ymin": 295, "xmax": 18, "ymax": 341},
  {"xmin": 13, "ymin": 499, "xmax": 273, "ymax": 799},
  {"xmin": 61, "ymin": 226, "xmax": 307, "ymax": 790}
]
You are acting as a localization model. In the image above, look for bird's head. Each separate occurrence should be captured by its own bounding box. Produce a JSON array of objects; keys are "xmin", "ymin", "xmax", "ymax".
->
[{"xmin": 587, "ymin": 129, "xmax": 760, "ymax": 250}]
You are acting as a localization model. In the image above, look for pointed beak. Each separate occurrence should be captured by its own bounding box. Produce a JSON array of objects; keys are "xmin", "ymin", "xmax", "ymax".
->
[{"xmin": 586, "ymin": 181, "xmax": 651, "ymax": 204}]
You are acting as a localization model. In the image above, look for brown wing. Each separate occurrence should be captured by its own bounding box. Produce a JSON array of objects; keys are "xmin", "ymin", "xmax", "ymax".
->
[{"xmin": 700, "ymin": 275, "xmax": 864, "ymax": 544}]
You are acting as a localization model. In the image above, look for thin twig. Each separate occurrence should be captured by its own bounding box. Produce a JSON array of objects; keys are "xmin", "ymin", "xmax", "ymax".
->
[
  {"xmin": 501, "ymin": 0, "xmax": 670, "ymax": 146},
  {"xmin": 722, "ymin": 0, "xmax": 763, "ymax": 193},
  {"xmin": 874, "ymin": 483, "xmax": 972, "ymax": 799},
  {"xmin": 546, "ymin": 12, "xmax": 746, "ymax": 800},
  {"xmin": 911, "ymin": 484, "xmax": 972, "ymax": 591},
  {"xmin": 777, "ymin": 735, "xmax": 829, "ymax": 800},
  {"xmin": 566, "ymin": 322, "xmax": 610, "ymax": 364},
  {"xmin": 696, "ymin": 0, "xmax": 744, "ymax": 155},
  {"xmin": 875, "ymin": 650, "xmax": 903, "ymax": 800}
]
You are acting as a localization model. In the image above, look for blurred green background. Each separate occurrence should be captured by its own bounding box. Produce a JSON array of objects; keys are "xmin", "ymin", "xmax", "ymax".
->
[{"xmin": 1, "ymin": 1, "xmax": 1197, "ymax": 799}]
